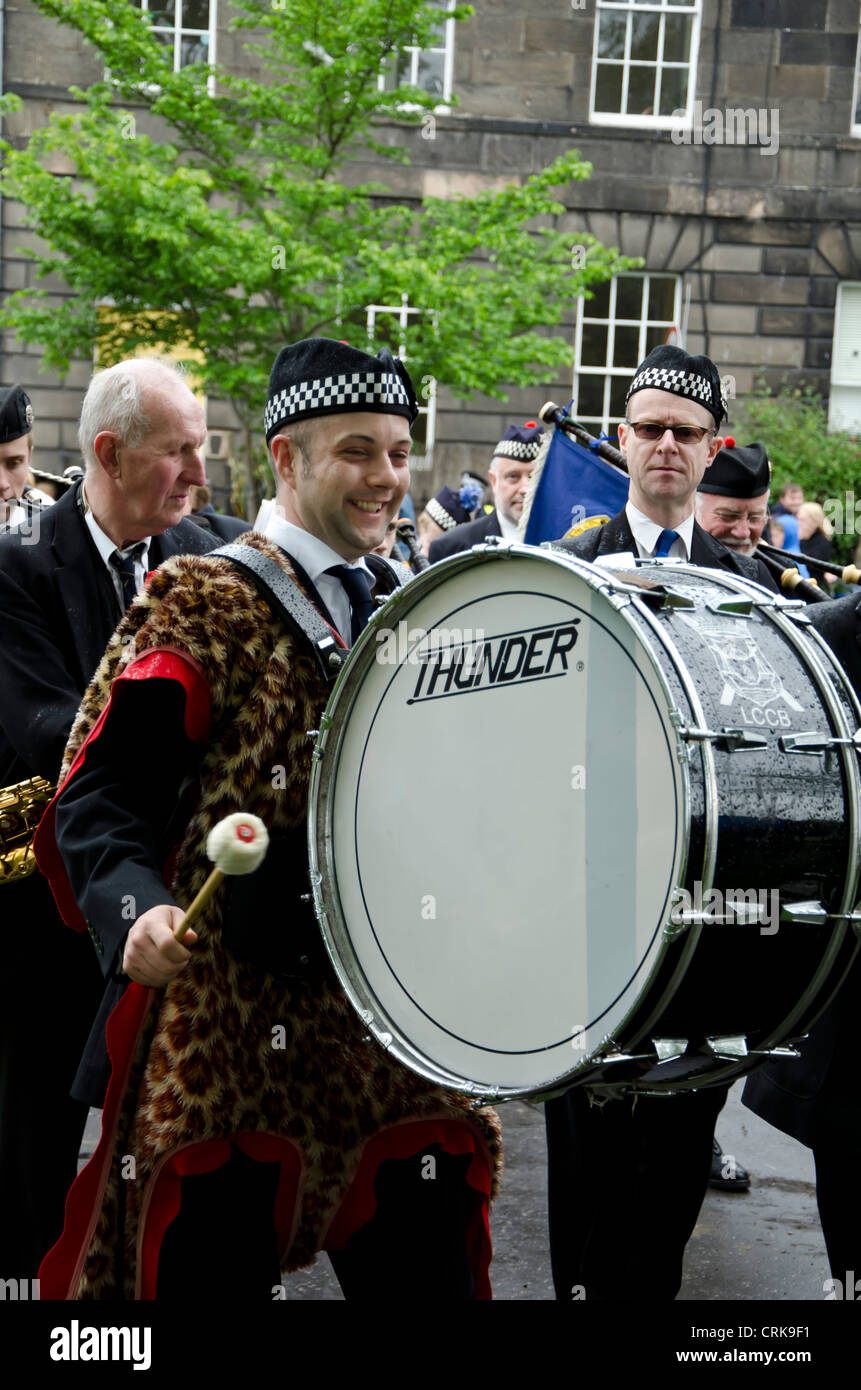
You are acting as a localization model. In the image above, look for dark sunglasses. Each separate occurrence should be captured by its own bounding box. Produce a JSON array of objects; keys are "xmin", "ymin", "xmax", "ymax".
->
[{"xmin": 626, "ymin": 421, "xmax": 713, "ymax": 444}]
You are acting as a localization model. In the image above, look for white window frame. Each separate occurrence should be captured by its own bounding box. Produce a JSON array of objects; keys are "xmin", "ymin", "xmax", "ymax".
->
[
  {"xmin": 133, "ymin": 1, "xmax": 217, "ymax": 87},
  {"xmin": 851, "ymin": 27, "xmax": 861, "ymax": 137},
  {"xmin": 573, "ymin": 272, "xmax": 682, "ymax": 438},
  {"xmin": 589, "ymin": 0, "xmax": 701, "ymax": 131},
  {"xmin": 828, "ymin": 281, "xmax": 861, "ymax": 430},
  {"xmin": 376, "ymin": 0, "xmax": 456, "ymax": 112},
  {"xmin": 366, "ymin": 295, "xmax": 436, "ymax": 472}
]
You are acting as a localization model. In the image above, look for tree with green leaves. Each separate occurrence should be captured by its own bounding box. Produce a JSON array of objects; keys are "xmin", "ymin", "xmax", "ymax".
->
[{"xmin": 0, "ymin": 0, "xmax": 636, "ymax": 507}]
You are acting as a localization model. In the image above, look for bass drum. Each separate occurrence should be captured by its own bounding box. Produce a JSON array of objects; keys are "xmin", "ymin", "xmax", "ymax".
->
[{"xmin": 307, "ymin": 543, "xmax": 861, "ymax": 1100}]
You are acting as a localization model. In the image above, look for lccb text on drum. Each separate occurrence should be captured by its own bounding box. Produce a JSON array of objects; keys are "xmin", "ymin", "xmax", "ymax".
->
[{"xmin": 735, "ymin": 703, "xmax": 792, "ymax": 728}]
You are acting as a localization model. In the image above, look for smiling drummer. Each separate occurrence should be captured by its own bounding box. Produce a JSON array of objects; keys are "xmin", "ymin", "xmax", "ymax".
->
[
  {"xmin": 548, "ymin": 345, "xmax": 777, "ymax": 1303},
  {"xmin": 36, "ymin": 337, "xmax": 502, "ymax": 1301}
]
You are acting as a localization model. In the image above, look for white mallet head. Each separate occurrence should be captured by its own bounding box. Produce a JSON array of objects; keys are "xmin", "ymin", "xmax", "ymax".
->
[{"xmin": 205, "ymin": 813, "xmax": 269, "ymax": 876}]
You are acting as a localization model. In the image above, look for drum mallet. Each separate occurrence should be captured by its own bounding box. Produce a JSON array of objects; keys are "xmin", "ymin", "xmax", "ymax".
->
[{"xmin": 173, "ymin": 812, "xmax": 269, "ymax": 943}]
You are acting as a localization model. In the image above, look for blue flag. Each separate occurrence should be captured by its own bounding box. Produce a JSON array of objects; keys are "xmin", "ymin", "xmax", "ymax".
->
[{"xmin": 523, "ymin": 427, "xmax": 629, "ymax": 546}]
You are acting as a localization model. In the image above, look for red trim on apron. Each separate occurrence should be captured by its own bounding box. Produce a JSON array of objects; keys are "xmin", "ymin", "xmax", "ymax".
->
[{"xmin": 33, "ymin": 648, "xmax": 211, "ymax": 930}]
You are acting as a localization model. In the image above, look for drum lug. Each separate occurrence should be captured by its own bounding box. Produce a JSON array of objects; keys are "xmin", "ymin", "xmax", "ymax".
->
[
  {"xmin": 675, "ymin": 724, "xmax": 768, "ymax": 754},
  {"xmin": 672, "ymin": 903, "xmax": 773, "ymax": 927},
  {"xmin": 781, "ymin": 602, "xmax": 812, "ymax": 617},
  {"xmin": 469, "ymin": 1088, "xmax": 500, "ymax": 1108},
  {"xmin": 306, "ymin": 714, "xmax": 334, "ymax": 743},
  {"xmin": 599, "ymin": 1045, "xmax": 655, "ymax": 1064},
  {"xmin": 645, "ymin": 588, "xmax": 697, "ymax": 612},
  {"xmin": 652, "ymin": 1037, "xmax": 689, "ymax": 1063},
  {"xmin": 749, "ymin": 1044, "xmax": 802, "ymax": 1059},
  {"xmin": 707, "ymin": 598, "xmax": 753, "ymax": 617},
  {"xmin": 779, "ymin": 730, "xmax": 861, "ymax": 754},
  {"xmin": 715, "ymin": 727, "xmax": 768, "ymax": 753},
  {"xmin": 781, "ymin": 901, "xmax": 861, "ymax": 932},
  {"xmin": 705, "ymin": 1034, "xmax": 748, "ymax": 1059},
  {"xmin": 779, "ymin": 899, "xmax": 828, "ymax": 925},
  {"xmin": 677, "ymin": 723, "xmax": 719, "ymax": 742}
]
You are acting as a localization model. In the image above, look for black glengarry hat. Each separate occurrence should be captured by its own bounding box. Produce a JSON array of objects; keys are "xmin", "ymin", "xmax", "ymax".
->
[
  {"xmin": 699, "ymin": 441, "xmax": 770, "ymax": 498},
  {"xmin": 626, "ymin": 345, "xmax": 726, "ymax": 428},
  {"xmin": 493, "ymin": 421, "xmax": 544, "ymax": 462},
  {"xmin": 0, "ymin": 385, "xmax": 34, "ymax": 444},
  {"xmin": 264, "ymin": 338, "xmax": 418, "ymax": 443}
]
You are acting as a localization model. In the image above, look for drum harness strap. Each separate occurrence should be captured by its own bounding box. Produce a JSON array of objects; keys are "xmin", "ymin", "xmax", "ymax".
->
[{"xmin": 212, "ymin": 543, "xmax": 408, "ymax": 684}]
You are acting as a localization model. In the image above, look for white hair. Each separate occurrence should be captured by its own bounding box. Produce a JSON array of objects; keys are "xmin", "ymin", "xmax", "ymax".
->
[{"xmin": 79, "ymin": 358, "xmax": 192, "ymax": 473}]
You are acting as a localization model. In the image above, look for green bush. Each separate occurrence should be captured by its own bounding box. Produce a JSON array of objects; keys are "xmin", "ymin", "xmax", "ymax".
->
[{"xmin": 736, "ymin": 384, "xmax": 861, "ymax": 564}]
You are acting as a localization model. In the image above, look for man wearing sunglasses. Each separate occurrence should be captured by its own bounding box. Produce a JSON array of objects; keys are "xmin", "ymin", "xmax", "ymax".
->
[
  {"xmin": 555, "ymin": 345, "xmax": 775, "ymax": 589},
  {"xmin": 546, "ymin": 345, "xmax": 777, "ymax": 1303}
]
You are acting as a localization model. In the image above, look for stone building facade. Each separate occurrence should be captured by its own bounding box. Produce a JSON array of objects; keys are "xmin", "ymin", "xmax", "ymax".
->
[{"xmin": 2, "ymin": 0, "xmax": 861, "ymax": 505}]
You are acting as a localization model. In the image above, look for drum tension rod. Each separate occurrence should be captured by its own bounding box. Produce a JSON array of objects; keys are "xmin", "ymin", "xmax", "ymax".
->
[
  {"xmin": 781, "ymin": 900, "xmax": 861, "ymax": 927},
  {"xmin": 779, "ymin": 730, "xmax": 861, "ymax": 754},
  {"xmin": 678, "ymin": 725, "xmax": 768, "ymax": 752},
  {"xmin": 706, "ymin": 1036, "xmax": 804, "ymax": 1060}
]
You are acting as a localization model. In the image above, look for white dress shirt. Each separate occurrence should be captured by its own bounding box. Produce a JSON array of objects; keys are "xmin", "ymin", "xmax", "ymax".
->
[
  {"xmin": 82, "ymin": 489, "xmax": 151, "ymax": 611},
  {"xmin": 625, "ymin": 501, "xmax": 694, "ymax": 561},
  {"xmin": 262, "ymin": 507, "xmax": 374, "ymax": 644}
]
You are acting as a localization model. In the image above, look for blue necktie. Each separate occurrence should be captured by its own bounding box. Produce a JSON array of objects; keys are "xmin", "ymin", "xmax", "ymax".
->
[
  {"xmin": 109, "ymin": 542, "xmax": 146, "ymax": 610},
  {"xmin": 326, "ymin": 564, "xmax": 374, "ymax": 644},
  {"xmin": 654, "ymin": 529, "xmax": 680, "ymax": 559}
]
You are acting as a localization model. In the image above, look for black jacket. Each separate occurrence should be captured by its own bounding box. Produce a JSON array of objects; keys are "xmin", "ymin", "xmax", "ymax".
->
[
  {"xmin": 743, "ymin": 590, "xmax": 861, "ymax": 1146},
  {"xmin": 553, "ymin": 509, "xmax": 779, "ymax": 591},
  {"xmin": 0, "ymin": 482, "xmax": 220, "ymax": 785},
  {"xmin": 0, "ymin": 482, "xmax": 221, "ymax": 1113},
  {"xmin": 428, "ymin": 509, "xmax": 501, "ymax": 564},
  {"xmin": 189, "ymin": 503, "xmax": 251, "ymax": 541}
]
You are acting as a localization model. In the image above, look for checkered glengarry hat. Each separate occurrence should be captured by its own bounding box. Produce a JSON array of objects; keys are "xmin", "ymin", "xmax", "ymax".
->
[
  {"xmin": 264, "ymin": 337, "xmax": 418, "ymax": 443},
  {"xmin": 425, "ymin": 480, "xmax": 483, "ymax": 531},
  {"xmin": 493, "ymin": 421, "xmax": 544, "ymax": 462},
  {"xmin": 0, "ymin": 385, "xmax": 34, "ymax": 444},
  {"xmin": 625, "ymin": 345, "xmax": 726, "ymax": 428}
]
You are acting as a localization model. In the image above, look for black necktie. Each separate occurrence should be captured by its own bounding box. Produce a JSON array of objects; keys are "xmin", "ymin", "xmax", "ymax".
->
[
  {"xmin": 326, "ymin": 564, "xmax": 374, "ymax": 644},
  {"xmin": 109, "ymin": 542, "xmax": 146, "ymax": 611}
]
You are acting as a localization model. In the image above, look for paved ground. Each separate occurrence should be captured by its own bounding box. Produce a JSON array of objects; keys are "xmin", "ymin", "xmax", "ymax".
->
[{"xmin": 78, "ymin": 1078, "xmax": 829, "ymax": 1302}]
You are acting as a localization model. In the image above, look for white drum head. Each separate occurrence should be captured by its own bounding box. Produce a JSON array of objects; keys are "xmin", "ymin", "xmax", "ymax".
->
[{"xmin": 309, "ymin": 546, "xmax": 688, "ymax": 1097}]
